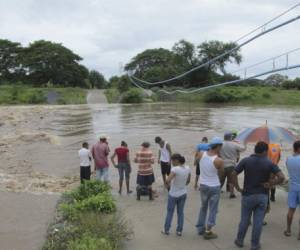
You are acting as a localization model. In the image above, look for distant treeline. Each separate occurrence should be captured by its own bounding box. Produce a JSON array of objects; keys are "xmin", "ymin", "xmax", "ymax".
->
[
  {"xmin": 0, "ymin": 39, "xmax": 106, "ymax": 88},
  {"xmin": 1, "ymin": 38, "xmax": 299, "ymax": 91}
]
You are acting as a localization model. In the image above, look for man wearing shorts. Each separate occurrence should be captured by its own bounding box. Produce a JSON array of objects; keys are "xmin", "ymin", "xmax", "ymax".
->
[
  {"xmin": 111, "ymin": 141, "xmax": 132, "ymax": 194},
  {"xmin": 155, "ymin": 136, "xmax": 172, "ymax": 186},
  {"xmin": 220, "ymin": 132, "xmax": 246, "ymax": 199},
  {"xmin": 284, "ymin": 140, "xmax": 300, "ymax": 240}
]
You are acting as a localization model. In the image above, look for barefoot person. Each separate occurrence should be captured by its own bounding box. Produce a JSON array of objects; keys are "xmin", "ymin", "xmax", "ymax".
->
[
  {"xmin": 155, "ymin": 136, "xmax": 172, "ymax": 186},
  {"xmin": 194, "ymin": 137, "xmax": 209, "ymax": 190},
  {"xmin": 111, "ymin": 141, "xmax": 132, "ymax": 194},
  {"xmin": 135, "ymin": 142, "xmax": 155, "ymax": 200},
  {"xmin": 91, "ymin": 135, "xmax": 110, "ymax": 182},
  {"xmin": 284, "ymin": 140, "xmax": 300, "ymax": 240},
  {"xmin": 162, "ymin": 154, "xmax": 191, "ymax": 236},
  {"xmin": 78, "ymin": 142, "xmax": 92, "ymax": 183},
  {"xmin": 195, "ymin": 137, "xmax": 224, "ymax": 239},
  {"xmin": 220, "ymin": 132, "xmax": 246, "ymax": 199},
  {"xmin": 232, "ymin": 141, "xmax": 285, "ymax": 250}
]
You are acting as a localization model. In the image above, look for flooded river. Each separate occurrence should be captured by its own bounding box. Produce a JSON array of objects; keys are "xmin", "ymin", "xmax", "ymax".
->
[
  {"xmin": 1, "ymin": 103, "xmax": 299, "ymax": 194},
  {"xmin": 0, "ymin": 102, "xmax": 300, "ymax": 250}
]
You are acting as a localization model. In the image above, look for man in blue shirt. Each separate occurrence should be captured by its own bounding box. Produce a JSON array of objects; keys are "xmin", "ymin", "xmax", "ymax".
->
[
  {"xmin": 194, "ymin": 137, "xmax": 210, "ymax": 189},
  {"xmin": 284, "ymin": 140, "xmax": 300, "ymax": 240},
  {"xmin": 232, "ymin": 141, "xmax": 285, "ymax": 250}
]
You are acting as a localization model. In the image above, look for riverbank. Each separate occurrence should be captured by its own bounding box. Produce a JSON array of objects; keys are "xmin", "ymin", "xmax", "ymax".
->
[
  {"xmin": 0, "ymin": 85, "xmax": 87, "ymax": 105},
  {"xmin": 104, "ymin": 86, "xmax": 300, "ymax": 105},
  {"xmin": 154, "ymin": 86, "xmax": 300, "ymax": 105},
  {"xmin": 1, "ymin": 101, "xmax": 299, "ymax": 249}
]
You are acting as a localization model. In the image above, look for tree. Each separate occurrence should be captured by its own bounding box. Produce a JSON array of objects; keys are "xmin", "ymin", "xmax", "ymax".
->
[
  {"xmin": 22, "ymin": 40, "xmax": 88, "ymax": 87},
  {"xmin": 125, "ymin": 48, "xmax": 180, "ymax": 84},
  {"xmin": 172, "ymin": 39, "xmax": 210, "ymax": 87},
  {"xmin": 116, "ymin": 75, "xmax": 131, "ymax": 93},
  {"xmin": 197, "ymin": 40, "xmax": 242, "ymax": 74},
  {"xmin": 107, "ymin": 76, "xmax": 120, "ymax": 89},
  {"xmin": 0, "ymin": 39, "xmax": 23, "ymax": 81},
  {"xmin": 89, "ymin": 70, "xmax": 106, "ymax": 89},
  {"xmin": 264, "ymin": 74, "xmax": 288, "ymax": 86},
  {"xmin": 172, "ymin": 40, "xmax": 198, "ymax": 69}
]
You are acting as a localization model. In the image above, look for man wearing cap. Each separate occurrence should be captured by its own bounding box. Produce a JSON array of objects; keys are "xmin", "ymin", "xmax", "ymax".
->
[
  {"xmin": 220, "ymin": 132, "xmax": 246, "ymax": 198},
  {"xmin": 195, "ymin": 137, "xmax": 224, "ymax": 240},
  {"xmin": 91, "ymin": 135, "xmax": 110, "ymax": 182}
]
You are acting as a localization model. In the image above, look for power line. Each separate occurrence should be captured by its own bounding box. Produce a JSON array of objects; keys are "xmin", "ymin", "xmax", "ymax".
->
[
  {"xmin": 130, "ymin": 6, "xmax": 300, "ymax": 85},
  {"xmin": 234, "ymin": 3, "xmax": 300, "ymax": 43},
  {"xmin": 156, "ymin": 64, "xmax": 300, "ymax": 94},
  {"xmin": 129, "ymin": 47, "xmax": 300, "ymax": 91}
]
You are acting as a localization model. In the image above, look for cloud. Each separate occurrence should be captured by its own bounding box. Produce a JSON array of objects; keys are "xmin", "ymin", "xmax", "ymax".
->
[{"xmin": 0, "ymin": 0, "xmax": 299, "ymax": 79}]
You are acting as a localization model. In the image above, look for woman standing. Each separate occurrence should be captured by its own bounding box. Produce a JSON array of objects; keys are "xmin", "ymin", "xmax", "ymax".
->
[
  {"xmin": 111, "ymin": 141, "xmax": 132, "ymax": 194},
  {"xmin": 162, "ymin": 154, "xmax": 191, "ymax": 236},
  {"xmin": 134, "ymin": 142, "xmax": 155, "ymax": 200}
]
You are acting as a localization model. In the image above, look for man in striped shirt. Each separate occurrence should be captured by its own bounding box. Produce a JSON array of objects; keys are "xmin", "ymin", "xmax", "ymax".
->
[{"xmin": 135, "ymin": 142, "xmax": 155, "ymax": 200}]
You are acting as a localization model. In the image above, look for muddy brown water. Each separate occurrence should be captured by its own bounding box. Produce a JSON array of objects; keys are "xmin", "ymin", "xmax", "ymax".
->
[
  {"xmin": 1, "ymin": 103, "xmax": 300, "ymax": 193},
  {"xmin": 0, "ymin": 102, "xmax": 300, "ymax": 250}
]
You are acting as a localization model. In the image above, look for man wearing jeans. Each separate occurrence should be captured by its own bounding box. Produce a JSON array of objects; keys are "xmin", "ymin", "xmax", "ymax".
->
[
  {"xmin": 91, "ymin": 135, "xmax": 110, "ymax": 182},
  {"xmin": 232, "ymin": 141, "xmax": 285, "ymax": 250},
  {"xmin": 195, "ymin": 137, "xmax": 224, "ymax": 240}
]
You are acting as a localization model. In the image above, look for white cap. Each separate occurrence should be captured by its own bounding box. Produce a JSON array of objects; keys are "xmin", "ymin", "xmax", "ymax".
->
[{"xmin": 99, "ymin": 134, "xmax": 109, "ymax": 140}]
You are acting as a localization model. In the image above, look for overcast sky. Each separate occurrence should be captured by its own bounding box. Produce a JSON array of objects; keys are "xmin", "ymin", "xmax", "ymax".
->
[{"xmin": 0, "ymin": 0, "xmax": 299, "ymax": 79}]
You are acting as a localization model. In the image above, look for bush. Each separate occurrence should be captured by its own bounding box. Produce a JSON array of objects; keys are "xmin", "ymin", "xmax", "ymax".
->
[
  {"xmin": 203, "ymin": 89, "xmax": 236, "ymax": 103},
  {"xmin": 67, "ymin": 233, "xmax": 113, "ymax": 250},
  {"xmin": 121, "ymin": 88, "xmax": 143, "ymax": 103},
  {"xmin": 43, "ymin": 181, "xmax": 128, "ymax": 250},
  {"xmin": 26, "ymin": 90, "xmax": 46, "ymax": 104},
  {"xmin": 104, "ymin": 88, "xmax": 120, "ymax": 103},
  {"xmin": 262, "ymin": 92, "xmax": 271, "ymax": 98},
  {"xmin": 282, "ymin": 78, "xmax": 300, "ymax": 90},
  {"xmin": 68, "ymin": 180, "xmax": 111, "ymax": 201},
  {"xmin": 60, "ymin": 182, "xmax": 116, "ymax": 221}
]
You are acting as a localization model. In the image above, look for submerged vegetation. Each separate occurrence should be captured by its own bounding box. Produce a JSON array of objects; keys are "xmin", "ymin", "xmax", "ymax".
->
[{"xmin": 43, "ymin": 181, "xmax": 129, "ymax": 250}]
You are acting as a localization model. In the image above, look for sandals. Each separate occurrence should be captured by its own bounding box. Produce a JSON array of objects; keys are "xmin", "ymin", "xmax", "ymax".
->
[
  {"xmin": 161, "ymin": 230, "xmax": 170, "ymax": 236},
  {"xmin": 284, "ymin": 230, "xmax": 300, "ymax": 240}
]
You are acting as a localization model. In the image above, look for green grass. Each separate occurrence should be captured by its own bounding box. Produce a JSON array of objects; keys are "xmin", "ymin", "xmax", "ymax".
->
[
  {"xmin": 0, "ymin": 85, "xmax": 87, "ymax": 105},
  {"xmin": 104, "ymin": 88, "xmax": 120, "ymax": 103},
  {"xmin": 54, "ymin": 88, "xmax": 87, "ymax": 105},
  {"xmin": 43, "ymin": 181, "xmax": 129, "ymax": 250},
  {"xmin": 157, "ymin": 86, "xmax": 300, "ymax": 105}
]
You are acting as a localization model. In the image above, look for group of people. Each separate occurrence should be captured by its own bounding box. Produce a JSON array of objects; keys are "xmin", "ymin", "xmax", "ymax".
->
[{"xmin": 78, "ymin": 133, "xmax": 300, "ymax": 250}]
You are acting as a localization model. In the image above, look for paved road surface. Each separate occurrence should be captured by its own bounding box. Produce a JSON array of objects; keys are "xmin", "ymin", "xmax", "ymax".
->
[
  {"xmin": 118, "ymin": 185, "xmax": 300, "ymax": 250},
  {"xmin": 87, "ymin": 89, "xmax": 108, "ymax": 104}
]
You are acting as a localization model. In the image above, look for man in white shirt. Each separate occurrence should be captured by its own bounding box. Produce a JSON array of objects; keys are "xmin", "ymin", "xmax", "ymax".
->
[
  {"xmin": 155, "ymin": 136, "xmax": 172, "ymax": 186},
  {"xmin": 78, "ymin": 142, "xmax": 92, "ymax": 183}
]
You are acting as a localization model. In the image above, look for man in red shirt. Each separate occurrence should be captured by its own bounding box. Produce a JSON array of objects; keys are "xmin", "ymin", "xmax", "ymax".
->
[
  {"xmin": 91, "ymin": 135, "xmax": 110, "ymax": 182},
  {"xmin": 111, "ymin": 141, "xmax": 132, "ymax": 194}
]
